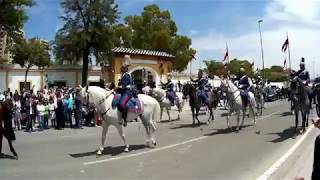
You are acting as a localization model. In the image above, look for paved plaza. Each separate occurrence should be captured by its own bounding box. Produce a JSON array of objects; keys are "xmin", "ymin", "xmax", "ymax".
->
[{"xmin": 0, "ymin": 100, "xmax": 317, "ymax": 179}]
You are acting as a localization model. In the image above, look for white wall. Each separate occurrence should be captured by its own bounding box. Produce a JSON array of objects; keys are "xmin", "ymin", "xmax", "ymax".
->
[
  {"xmin": 88, "ymin": 75, "xmax": 100, "ymax": 82},
  {"xmin": 8, "ymin": 71, "xmax": 41, "ymax": 92},
  {"xmin": 0, "ymin": 72, "xmax": 6, "ymax": 91},
  {"xmin": 45, "ymin": 71, "xmax": 77, "ymax": 87}
]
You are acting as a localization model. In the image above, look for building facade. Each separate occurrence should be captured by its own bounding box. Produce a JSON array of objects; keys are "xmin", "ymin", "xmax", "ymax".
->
[
  {"xmin": 0, "ymin": 47, "xmax": 175, "ymax": 92},
  {"xmin": 111, "ymin": 47, "xmax": 174, "ymax": 89}
]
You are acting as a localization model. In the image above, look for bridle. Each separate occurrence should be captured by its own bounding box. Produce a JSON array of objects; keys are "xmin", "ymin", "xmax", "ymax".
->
[{"xmin": 84, "ymin": 86, "xmax": 115, "ymax": 118}]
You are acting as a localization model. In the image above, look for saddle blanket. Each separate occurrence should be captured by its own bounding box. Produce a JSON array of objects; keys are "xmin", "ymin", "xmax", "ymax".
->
[{"xmin": 112, "ymin": 94, "xmax": 144, "ymax": 113}]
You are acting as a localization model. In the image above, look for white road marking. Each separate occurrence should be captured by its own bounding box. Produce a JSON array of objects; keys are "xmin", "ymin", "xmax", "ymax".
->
[
  {"xmin": 256, "ymin": 125, "xmax": 314, "ymax": 180},
  {"xmin": 83, "ymin": 109, "xmax": 281, "ymax": 166},
  {"xmin": 83, "ymin": 136, "xmax": 207, "ymax": 165}
]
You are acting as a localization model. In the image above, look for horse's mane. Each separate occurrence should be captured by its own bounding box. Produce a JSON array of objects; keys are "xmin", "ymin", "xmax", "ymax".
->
[
  {"xmin": 227, "ymin": 80, "xmax": 238, "ymax": 92},
  {"xmin": 88, "ymin": 86, "xmax": 111, "ymax": 98},
  {"xmin": 152, "ymin": 88, "xmax": 165, "ymax": 97}
]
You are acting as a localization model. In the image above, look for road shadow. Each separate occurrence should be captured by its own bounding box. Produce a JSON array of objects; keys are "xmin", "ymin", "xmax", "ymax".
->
[
  {"xmin": 280, "ymin": 112, "xmax": 293, "ymax": 117},
  {"xmin": 170, "ymin": 122, "xmax": 207, "ymax": 129},
  {"xmin": 158, "ymin": 118, "xmax": 180, "ymax": 123},
  {"xmin": 69, "ymin": 144, "xmax": 146, "ymax": 158},
  {"xmin": 204, "ymin": 124, "xmax": 253, "ymax": 136},
  {"xmin": 0, "ymin": 153, "xmax": 17, "ymax": 160},
  {"xmin": 268, "ymin": 126, "xmax": 296, "ymax": 143}
]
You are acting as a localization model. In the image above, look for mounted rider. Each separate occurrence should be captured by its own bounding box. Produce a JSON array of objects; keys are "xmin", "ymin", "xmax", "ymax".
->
[
  {"xmin": 291, "ymin": 57, "xmax": 312, "ymax": 97},
  {"xmin": 161, "ymin": 74, "xmax": 175, "ymax": 106},
  {"xmin": 118, "ymin": 55, "xmax": 134, "ymax": 127},
  {"xmin": 237, "ymin": 66, "xmax": 252, "ymax": 106},
  {"xmin": 191, "ymin": 69, "xmax": 209, "ymax": 106},
  {"xmin": 254, "ymin": 76, "xmax": 264, "ymax": 86},
  {"xmin": 291, "ymin": 57, "xmax": 310, "ymax": 84}
]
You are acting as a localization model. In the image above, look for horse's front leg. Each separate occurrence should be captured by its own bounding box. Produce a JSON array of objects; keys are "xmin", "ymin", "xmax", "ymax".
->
[
  {"xmin": 196, "ymin": 108, "xmax": 201, "ymax": 125},
  {"xmin": 116, "ymin": 124, "xmax": 129, "ymax": 152},
  {"xmin": 160, "ymin": 106, "xmax": 163, "ymax": 122},
  {"xmin": 166, "ymin": 107, "xmax": 171, "ymax": 121},
  {"xmin": 191, "ymin": 107, "xmax": 195, "ymax": 126},
  {"xmin": 295, "ymin": 110, "xmax": 299, "ymax": 134},
  {"xmin": 240, "ymin": 109, "xmax": 245, "ymax": 130},
  {"xmin": 97, "ymin": 122, "xmax": 109, "ymax": 155},
  {"xmin": 227, "ymin": 108, "xmax": 232, "ymax": 129}
]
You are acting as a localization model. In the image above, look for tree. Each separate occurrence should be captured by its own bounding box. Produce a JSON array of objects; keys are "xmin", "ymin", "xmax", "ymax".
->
[
  {"xmin": 55, "ymin": 0, "xmax": 119, "ymax": 86},
  {"xmin": 0, "ymin": 0, "xmax": 34, "ymax": 40},
  {"xmin": 114, "ymin": 4, "xmax": 196, "ymax": 72},
  {"xmin": 12, "ymin": 38, "xmax": 51, "ymax": 88},
  {"xmin": 261, "ymin": 66, "xmax": 288, "ymax": 82},
  {"xmin": 205, "ymin": 60, "xmax": 225, "ymax": 77},
  {"xmin": 227, "ymin": 58, "xmax": 254, "ymax": 77}
]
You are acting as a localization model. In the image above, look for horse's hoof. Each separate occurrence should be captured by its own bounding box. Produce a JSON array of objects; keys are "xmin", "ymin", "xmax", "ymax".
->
[
  {"xmin": 97, "ymin": 150, "xmax": 102, "ymax": 156},
  {"xmin": 124, "ymin": 147, "xmax": 129, "ymax": 152},
  {"xmin": 152, "ymin": 141, "xmax": 157, "ymax": 147}
]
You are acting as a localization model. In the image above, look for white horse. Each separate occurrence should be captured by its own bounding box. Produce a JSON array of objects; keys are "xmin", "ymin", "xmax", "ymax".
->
[
  {"xmin": 221, "ymin": 79, "xmax": 256, "ymax": 131},
  {"xmin": 142, "ymin": 86, "xmax": 184, "ymax": 122},
  {"xmin": 80, "ymin": 86, "xmax": 161, "ymax": 155}
]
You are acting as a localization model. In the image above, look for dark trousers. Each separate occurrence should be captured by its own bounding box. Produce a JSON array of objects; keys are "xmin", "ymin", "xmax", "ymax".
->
[
  {"xmin": 312, "ymin": 135, "xmax": 320, "ymax": 180},
  {"xmin": 26, "ymin": 114, "xmax": 33, "ymax": 131},
  {"xmin": 0, "ymin": 128, "xmax": 17, "ymax": 156},
  {"xmin": 75, "ymin": 109, "xmax": 82, "ymax": 128}
]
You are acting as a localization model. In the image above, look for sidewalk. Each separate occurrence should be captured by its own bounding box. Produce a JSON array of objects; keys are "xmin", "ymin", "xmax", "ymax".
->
[{"xmin": 270, "ymin": 127, "xmax": 317, "ymax": 180}]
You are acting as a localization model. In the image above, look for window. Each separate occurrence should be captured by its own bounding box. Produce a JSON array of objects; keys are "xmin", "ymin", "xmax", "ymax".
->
[
  {"xmin": 19, "ymin": 82, "xmax": 31, "ymax": 91},
  {"xmin": 53, "ymin": 81, "xmax": 66, "ymax": 88}
]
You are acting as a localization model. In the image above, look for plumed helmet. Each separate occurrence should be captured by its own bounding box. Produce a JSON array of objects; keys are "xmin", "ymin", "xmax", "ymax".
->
[{"xmin": 300, "ymin": 57, "xmax": 305, "ymax": 65}]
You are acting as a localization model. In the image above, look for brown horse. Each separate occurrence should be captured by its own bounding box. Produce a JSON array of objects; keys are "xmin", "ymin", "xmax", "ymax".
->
[{"xmin": 0, "ymin": 100, "xmax": 18, "ymax": 159}]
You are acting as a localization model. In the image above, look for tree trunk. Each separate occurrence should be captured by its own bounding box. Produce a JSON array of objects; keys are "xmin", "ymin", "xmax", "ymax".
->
[
  {"xmin": 82, "ymin": 48, "xmax": 90, "ymax": 87},
  {"xmin": 24, "ymin": 66, "xmax": 30, "ymax": 89}
]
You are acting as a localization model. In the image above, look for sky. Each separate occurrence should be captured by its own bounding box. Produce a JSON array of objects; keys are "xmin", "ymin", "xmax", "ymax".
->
[{"xmin": 23, "ymin": 0, "xmax": 320, "ymax": 77}]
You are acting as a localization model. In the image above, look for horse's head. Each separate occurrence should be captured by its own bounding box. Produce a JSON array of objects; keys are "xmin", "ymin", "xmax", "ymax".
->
[
  {"xmin": 142, "ymin": 86, "xmax": 151, "ymax": 95},
  {"xmin": 79, "ymin": 85, "xmax": 90, "ymax": 106},
  {"xmin": 182, "ymin": 84, "xmax": 195, "ymax": 99}
]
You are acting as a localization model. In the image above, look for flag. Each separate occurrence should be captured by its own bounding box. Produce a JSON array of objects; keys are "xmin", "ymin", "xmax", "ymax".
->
[
  {"xmin": 223, "ymin": 46, "xmax": 228, "ymax": 62},
  {"xmin": 282, "ymin": 38, "xmax": 289, "ymax": 52}
]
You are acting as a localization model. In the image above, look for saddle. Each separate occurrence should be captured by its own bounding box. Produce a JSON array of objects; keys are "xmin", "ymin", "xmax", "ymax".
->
[
  {"xmin": 240, "ymin": 90, "xmax": 249, "ymax": 106},
  {"xmin": 112, "ymin": 94, "xmax": 144, "ymax": 114}
]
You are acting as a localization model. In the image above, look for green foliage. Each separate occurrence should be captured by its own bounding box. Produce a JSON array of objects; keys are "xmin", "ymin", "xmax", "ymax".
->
[
  {"xmin": 261, "ymin": 66, "xmax": 288, "ymax": 82},
  {"xmin": 227, "ymin": 59, "xmax": 254, "ymax": 77},
  {"xmin": 12, "ymin": 37, "xmax": 51, "ymax": 68},
  {"xmin": 204, "ymin": 60, "xmax": 225, "ymax": 77},
  {"xmin": 205, "ymin": 58, "xmax": 255, "ymax": 77},
  {"xmin": 55, "ymin": 0, "xmax": 119, "ymax": 86},
  {"xmin": 0, "ymin": 0, "xmax": 34, "ymax": 40},
  {"xmin": 12, "ymin": 37, "xmax": 51, "ymax": 87},
  {"xmin": 113, "ymin": 4, "xmax": 195, "ymax": 72}
]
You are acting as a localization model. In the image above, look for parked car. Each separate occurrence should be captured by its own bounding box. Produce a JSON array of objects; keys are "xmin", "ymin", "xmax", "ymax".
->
[{"xmin": 265, "ymin": 88, "xmax": 278, "ymax": 102}]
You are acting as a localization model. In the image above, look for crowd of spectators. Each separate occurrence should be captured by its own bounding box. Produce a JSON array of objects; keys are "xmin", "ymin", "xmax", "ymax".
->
[{"xmin": 0, "ymin": 86, "xmax": 97, "ymax": 132}]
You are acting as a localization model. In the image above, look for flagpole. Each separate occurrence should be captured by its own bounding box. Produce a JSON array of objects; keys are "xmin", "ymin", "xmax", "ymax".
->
[
  {"xmin": 287, "ymin": 32, "xmax": 291, "ymax": 70},
  {"xmin": 258, "ymin": 20, "xmax": 265, "ymax": 79},
  {"xmin": 225, "ymin": 42, "xmax": 230, "ymax": 77}
]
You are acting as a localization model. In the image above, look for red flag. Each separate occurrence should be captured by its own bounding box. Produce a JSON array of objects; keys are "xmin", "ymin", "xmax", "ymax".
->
[
  {"xmin": 223, "ymin": 48, "xmax": 228, "ymax": 62},
  {"xmin": 282, "ymin": 38, "xmax": 289, "ymax": 52}
]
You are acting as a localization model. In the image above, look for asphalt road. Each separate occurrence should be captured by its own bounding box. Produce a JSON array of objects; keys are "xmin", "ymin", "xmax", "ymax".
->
[{"xmin": 0, "ymin": 100, "xmax": 316, "ymax": 180}]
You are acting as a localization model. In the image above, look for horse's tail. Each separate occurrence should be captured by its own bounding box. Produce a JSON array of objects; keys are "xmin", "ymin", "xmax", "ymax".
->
[{"xmin": 153, "ymin": 101, "xmax": 161, "ymax": 124}]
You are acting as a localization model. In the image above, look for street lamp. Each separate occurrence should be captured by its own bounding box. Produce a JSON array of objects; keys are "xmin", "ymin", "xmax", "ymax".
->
[{"xmin": 258, "ymin": 19, "xmax": 265, "ymax": 79}]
